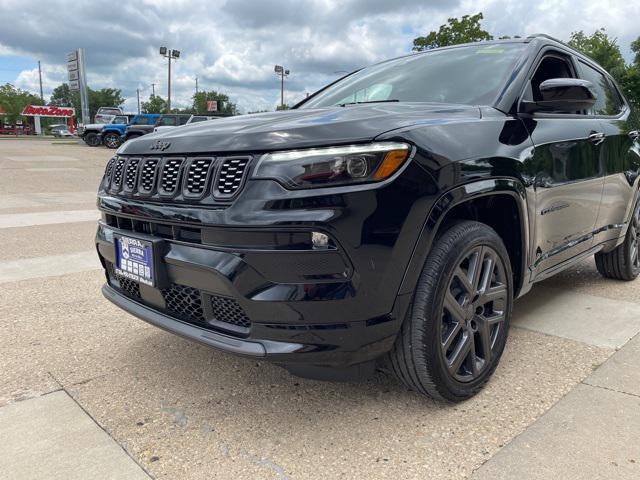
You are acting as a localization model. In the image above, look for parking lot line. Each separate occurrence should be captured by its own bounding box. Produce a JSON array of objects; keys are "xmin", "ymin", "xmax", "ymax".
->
[
  {"xmin": 0, "ymin": 192, "xmax": 97, "ymax": 210},
  {"xmin": 0, "ymin": 210, "xmax": 100, "ymax": 228},
  {"xmin": 5, "ymin": 155, "xmax": 80, "ymax": 162},
  {"xmin": 0, "ymin": 251, "xmax": 99, "ymax": 283}
]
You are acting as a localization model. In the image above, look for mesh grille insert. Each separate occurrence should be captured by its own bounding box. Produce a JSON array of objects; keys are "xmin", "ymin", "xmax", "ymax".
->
[
  {"xmin": 112, "ymin": 157, "xmax": 127, "ymax": 188},
  {"xmin": 159, "ymin": 158, "xmax": 184, "ymax": 194},
  {"xmin": 185, "ymin": 158, "xmax": 213, "ymax": 195},
  {"xmin": 139, "ymin": 158, "xmax": 159, "ymax": 193},
  {"xmin": 124, "ymin": 159, "xmax": 140, "ymax": 190},
  {"xmin": 161, "ymin": 283, "xmax": 205, "ymax": 323},
  {"xmin": 215, "ymin": 157, "xmax": 249, "ymax": 197},
  {"xmin": 211, "ymin": 295, "xmax": 251, "ymax": 328},
  {"xmin": 106, "ymin": 262, "xmax": 141, "ymax": 299}
]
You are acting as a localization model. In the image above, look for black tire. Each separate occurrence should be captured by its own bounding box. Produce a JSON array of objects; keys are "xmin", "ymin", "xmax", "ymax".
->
[
  {"xmin": 83, "ymin": 132, "xmax": 101, "ymax": 147},
  {"xmin": 387, "ymin": 220, "xmax": 513, "ymax": 402},
  {"xmin": 103, "ymin": 132, "xmax": 122, "ymax": 149},
  {"xmin": 595, "ymin": 199, "xmax": 640, "ymax": 281}
]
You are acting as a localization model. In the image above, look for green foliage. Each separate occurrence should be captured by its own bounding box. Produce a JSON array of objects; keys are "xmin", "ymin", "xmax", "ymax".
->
[
  {"xmin": 568, "ymin": 30, "xmax": 640, "ymax": 108},
  {"xmin": 141, "ymin": 94, "xmax": 167, "ymax": 114},
  {"xmin": 0, "ymin": 83, "xmax": 43, "ymax": 123},
  {"xmin": 412, "ymin": 13, "xmax": 492, "ymax": 51},
  {"xmin": 568, "ymin": 29, "xmax": 626, "ymax": 79},
  {"xmin": 192, "ymin": 90, "xmax": 237, "ymax": 115},
  {"xmin": 49, "ymin": 83, "xmax": 124, "ymax": 121},
  {"xmin": 276, "ymin": 104, "xmax": 290, "ymax": 111}
]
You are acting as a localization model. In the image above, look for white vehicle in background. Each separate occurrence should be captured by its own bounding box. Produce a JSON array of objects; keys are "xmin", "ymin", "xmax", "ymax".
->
[
  {"xmin": 94, "ymin": 107, "xmax": 124, "ymax": 124},
  {"xmin": 153, "ymin": 114, "xmax": 218, "ymax": 133}
]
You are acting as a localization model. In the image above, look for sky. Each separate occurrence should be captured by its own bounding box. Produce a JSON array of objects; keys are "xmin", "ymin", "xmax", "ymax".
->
[{"xmin": 0, "ymin": 0, "xmax": 638, "ymax": 113}]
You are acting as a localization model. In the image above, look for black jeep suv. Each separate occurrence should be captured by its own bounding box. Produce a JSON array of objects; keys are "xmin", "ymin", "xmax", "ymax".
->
[{"xmin": 96, "ymin": 35, "xmax": 640, "ymax": 401}]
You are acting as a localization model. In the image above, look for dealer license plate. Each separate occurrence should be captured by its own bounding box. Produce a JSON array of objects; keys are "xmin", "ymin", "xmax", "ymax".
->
[{"xmin": 115, "ymin": 235, "xmax": 154, "ymax": 286}]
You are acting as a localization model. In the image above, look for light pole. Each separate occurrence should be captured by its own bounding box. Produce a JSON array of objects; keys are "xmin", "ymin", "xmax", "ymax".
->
[
  {"xmin": 274, "ymin": 65, "xmax": 290, "ymax": 109},
  {"xmin": 160, "ymin": 47, "xmax": 180, "ymax": 112}
]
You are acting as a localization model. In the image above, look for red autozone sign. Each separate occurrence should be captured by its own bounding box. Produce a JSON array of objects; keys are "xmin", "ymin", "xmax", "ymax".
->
[{"xmin": 22, "ymin": 105, "xmax": 75, "ymax": 117}]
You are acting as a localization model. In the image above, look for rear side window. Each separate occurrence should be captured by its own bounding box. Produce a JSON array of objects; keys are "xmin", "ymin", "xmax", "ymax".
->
[
  {"xmin": 579, "ymin": 61, "xmax": 623, "ymax": 116},
  {"xmin": 133, "ymin": 116, "xmax": 148, "ymax": 125},
  {"xmin": 179, "ymin": 116, "xmax": 189, "ymax": 125},
  {"xmin": 158, "ymin": 116, "xmax": 177, "ymax": 126}
]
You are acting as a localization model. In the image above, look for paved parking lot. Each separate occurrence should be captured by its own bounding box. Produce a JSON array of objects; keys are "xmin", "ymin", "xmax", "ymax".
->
[{"xmin": 1, "ymin": 138, "xmax": 639, "ymax": 479}]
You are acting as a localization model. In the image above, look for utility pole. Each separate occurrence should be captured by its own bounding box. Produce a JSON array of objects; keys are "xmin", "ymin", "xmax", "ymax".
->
[
  {"xmin": 151, "ymin": 83, "xmax": 156, "ymax": 96},
  {"xmin": 195, "ymin": 76, "xmax": 198, "ymax": 96},
  {"xmin": 37, "ymin": 61, "xmax": 44, "ymax": 101},
  {"xmin": 136, "ymin": 88, "xmax": 140, "ymax": 114},
  {"xmin": 160, "ymin": 47, "xmax": 180, "ymax": 113},
  {"xmin": 274, "ymin": 65, "xmax": 290, "ymax": 109}
]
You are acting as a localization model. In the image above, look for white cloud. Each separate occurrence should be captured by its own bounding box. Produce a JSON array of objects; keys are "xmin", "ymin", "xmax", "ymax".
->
[{"xmin": 1, "ymin": 0, "xmax": 638, "ymax": 113}]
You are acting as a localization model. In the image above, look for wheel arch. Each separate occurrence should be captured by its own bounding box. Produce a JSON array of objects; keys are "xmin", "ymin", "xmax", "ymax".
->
[{"xmin": 398, "ymin": 178, "xmax": 531, "ymax": 298}]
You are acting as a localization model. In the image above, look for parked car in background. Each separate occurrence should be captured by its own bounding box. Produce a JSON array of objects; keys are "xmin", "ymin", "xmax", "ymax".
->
[
  {"xmin": 152, "ymin": 114, "xmax": 192, "ymax": 133},
  {"xmin": 101, "ymin": 114, "xmax": 160, "ymax": 149},
  {"xmin": 121, "ymin": 114, "xmax": 191, "ymax": 142},
  {"xmin": 50, "ymin": 125, "xmax": 74, "ymax": 137},
  {"xmin": 81, "ymin": 115, "xmax": 128, "ymax": 146},
  {"xmin": 95, "ymin": 107, "xmax": 125, "ymax": 124}
]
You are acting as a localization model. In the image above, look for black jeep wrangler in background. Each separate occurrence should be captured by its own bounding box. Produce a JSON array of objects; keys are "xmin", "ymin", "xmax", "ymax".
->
[{"xmin": 96, "ymin": 35, "xmax": 640, "ymax": 401}]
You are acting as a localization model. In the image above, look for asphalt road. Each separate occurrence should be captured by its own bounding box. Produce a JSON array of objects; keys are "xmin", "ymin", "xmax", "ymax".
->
[{"xmin": 1, "ymin": 138, "xmax": 639, "ymax": 479}]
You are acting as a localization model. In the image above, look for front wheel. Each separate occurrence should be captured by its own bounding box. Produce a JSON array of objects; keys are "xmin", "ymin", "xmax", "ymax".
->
[
  {"xmin": 387, "ymin": 221, "xmax": 513, "ymax": 402},
  {"xmin": 595, "ymin": 199, "xmax": 640, "ymax": 281},
  {"xmin": 103, "ymin": 132, "xmax": 122, "ymax": 149},
  {"xmin": 83, "ymin": 132, "xmax": 101, "ymax": 147}
]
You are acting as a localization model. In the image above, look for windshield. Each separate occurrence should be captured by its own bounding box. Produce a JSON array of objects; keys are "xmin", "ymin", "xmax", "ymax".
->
[
  {"xmin": 112, "ymin": 116, "xmax": 128, "ymax": 124},
  {"xmin": 300, "ymin": 43, "xmax": 527, "ymax": 109}
]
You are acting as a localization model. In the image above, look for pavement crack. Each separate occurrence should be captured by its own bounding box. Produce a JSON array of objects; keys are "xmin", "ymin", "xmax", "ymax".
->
[
  {"xmin": 48, "ymin": 371, "xmax": 155, "ymax": 479},
  {"xmin": 581, "ymin": 381, "xmax": 640, "ymax": 399}
]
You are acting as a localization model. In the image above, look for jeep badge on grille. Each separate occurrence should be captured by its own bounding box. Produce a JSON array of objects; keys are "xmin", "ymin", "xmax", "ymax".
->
[{"xmin": 150, "ymin": 140, "xmax": 171, "ymax": 151}]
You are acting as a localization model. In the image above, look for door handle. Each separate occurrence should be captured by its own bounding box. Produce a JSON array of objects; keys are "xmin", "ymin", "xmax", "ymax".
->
[
  {"xmin": 588, "ymin": 132, "xmax": 605, "ymax": 145},
  {"xmin": 629, "ymin": 130, "xmax": 640, "ymax": 141}
]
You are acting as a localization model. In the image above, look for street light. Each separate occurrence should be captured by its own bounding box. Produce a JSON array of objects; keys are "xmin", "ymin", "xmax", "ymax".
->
[
  {"xmin": 160, "ymin": 47, "xmax": 180, "ymax": 112},
  {"xmin": 274, "ymin": 64, "xmax": 290, "ymax": 109}
]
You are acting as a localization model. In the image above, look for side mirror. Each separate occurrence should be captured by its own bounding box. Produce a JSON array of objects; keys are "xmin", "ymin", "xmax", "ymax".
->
[{"xmin": 521, "ymin": 78, "xmax": 597, "ymax": 113}]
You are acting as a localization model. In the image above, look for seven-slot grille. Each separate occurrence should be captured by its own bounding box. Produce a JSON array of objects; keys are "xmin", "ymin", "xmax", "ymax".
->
[
  {"xmin": 185, "ymin": 158, "xmax": 214, "ymax": 195},
  {"xmin": 124, "ymin": 158, "xmax": 140, "ymax": 190},
  {"xmin": 215, "ymin": 157, "xmax": 249, "ymax": 197},
  {"xmin": 139, "ymin": 158, "xmax": 159, "ymax": 193},
  {"xmin": 103, "ymin": 155, "xmax": 251, "ymax": 200},
  {"xmin": 112, "ymin": 157, "xmax": 126, "ymax": 187},
  {"xmin": 159, "ymin": 158, "xmax": 184, "ymax": 194}
]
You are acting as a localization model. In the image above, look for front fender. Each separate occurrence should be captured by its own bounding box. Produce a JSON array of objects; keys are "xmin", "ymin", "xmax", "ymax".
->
[{"xmin": 397, "ymin": 177, "xmax": 531, "ymax": 298}]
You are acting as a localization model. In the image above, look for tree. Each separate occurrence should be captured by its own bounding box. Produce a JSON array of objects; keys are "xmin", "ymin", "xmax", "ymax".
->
[
  {"xmin": 568, "ymin": 30, "xmax": 640, "ymax": 108},
  {"xmin": 568, "ymin": 29, "xmax": 627, "ymax": 80},
  {"xmin": 412, "ymin": 13, "xmax": 492, "ymax": 51},
  {"xmin": 49, "ymin": 83, "xmax": 124, "ymax": 122},
  {"xmin": 141, "ymin": 94, "xmax": 167, "ymax": 114},
  {"xmin": 0, "ymin": 83, "xmax": 43, "ymax": 124},
  {"xmin": 192, "ymin": 90, "xmax": 237, "ymax": 116}
]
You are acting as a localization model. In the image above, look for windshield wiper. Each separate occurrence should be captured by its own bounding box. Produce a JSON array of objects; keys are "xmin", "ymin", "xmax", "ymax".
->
[{"xmin": 338, "ymin": 99, "xmax": 400, "ymax": 107}]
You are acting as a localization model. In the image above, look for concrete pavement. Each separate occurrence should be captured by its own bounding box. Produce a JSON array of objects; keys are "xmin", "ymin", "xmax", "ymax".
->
[{"xmin": 1, "ymin": 138, "xmax": 640, "ymax": 479}]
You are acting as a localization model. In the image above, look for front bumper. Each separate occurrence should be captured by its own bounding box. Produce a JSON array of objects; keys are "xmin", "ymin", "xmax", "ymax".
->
[{"xmin": 96, "ymin": 218, "xmax": 408, "ymax": 369}]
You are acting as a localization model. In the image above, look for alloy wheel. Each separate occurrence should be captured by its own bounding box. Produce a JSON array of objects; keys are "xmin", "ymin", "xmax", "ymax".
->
[
  {"xmin": 105, "ymin": 134, "xmax": 120, "ymax": 148},
  {"xmin": 631, "ymin": 202, "xmax": 640, "ymax": 269},
  {"xmin": 440, "ymin": 245, "xmax": 508, "ymax": 383}
]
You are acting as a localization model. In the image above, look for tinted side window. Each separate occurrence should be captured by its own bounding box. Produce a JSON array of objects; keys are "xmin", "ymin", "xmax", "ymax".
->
[
  {"xmin": 579, "ymin": 61, "xmax": 622, "ymax": 116},
  {"xmin": 179, "ymin": 116, "xmax": 189, "ymax": 125}
]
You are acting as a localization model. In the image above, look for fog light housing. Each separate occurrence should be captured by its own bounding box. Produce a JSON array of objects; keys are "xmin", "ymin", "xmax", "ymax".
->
[{"xmin": 312, "ymin": 231, "xmax": 330, "ymax": 249}]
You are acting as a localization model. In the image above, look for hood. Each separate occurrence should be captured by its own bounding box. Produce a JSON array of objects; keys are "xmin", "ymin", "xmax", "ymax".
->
[
  {"xmin": 83, "ymin": 123, "xmax": 106, "ymax": 130},
  {"xmin": 118, "ymin": 103, "xmax": 480, "ymax": 155}
]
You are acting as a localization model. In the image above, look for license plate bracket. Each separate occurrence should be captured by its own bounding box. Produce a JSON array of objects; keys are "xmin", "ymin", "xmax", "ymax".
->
[{"xmin": 114, "ymin": 234, "xmax": 157, "ymax": 287}]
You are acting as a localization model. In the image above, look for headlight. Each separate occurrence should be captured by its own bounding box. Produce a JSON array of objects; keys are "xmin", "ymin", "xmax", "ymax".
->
[{"xmin": 253, "ymin": 142, "xmax": 411, "ymax": 189}]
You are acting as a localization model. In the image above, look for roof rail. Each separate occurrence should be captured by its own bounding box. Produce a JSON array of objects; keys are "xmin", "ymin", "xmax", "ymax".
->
[{"xmin": 526, "ymin": 33, "xmax": 567, "ymax": 45}]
